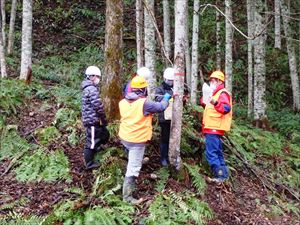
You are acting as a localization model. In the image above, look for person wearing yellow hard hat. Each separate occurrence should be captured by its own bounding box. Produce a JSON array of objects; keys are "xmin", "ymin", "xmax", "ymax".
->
[
  {"xmin": 200, "ymin": 70, "xmax": 233, "ymax": 183},
  {"xmin": 119, "ymin": 76, "xmax": 172, "ymax": 204},
  {"xmin": 154, "ymin": 67, "xmax": 175, "ymax": 166},
  {"xmin": 123, "ymin": 67, "xmax": 151, "ymax": 96}
]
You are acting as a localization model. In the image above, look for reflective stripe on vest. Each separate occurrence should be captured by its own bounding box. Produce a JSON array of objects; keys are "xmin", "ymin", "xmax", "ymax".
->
[
  {"xmin": 119, "ymin": 98, "xmax": 153, "ymax": 143},
  {"xmin": 203, "ymin": 88, "xmax": 232, "ymax": 131}
]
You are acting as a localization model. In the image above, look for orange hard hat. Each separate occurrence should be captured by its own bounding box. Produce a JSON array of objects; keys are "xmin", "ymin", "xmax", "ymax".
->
[{"xmin": 210, "ymin": 71, "xmax": 225, "ymax": 82}]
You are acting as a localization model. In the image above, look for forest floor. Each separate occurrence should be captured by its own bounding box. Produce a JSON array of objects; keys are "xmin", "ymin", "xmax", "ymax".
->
[{"xmin": 1, "ymin": 88, "xmax": 299, "ymax": 225}]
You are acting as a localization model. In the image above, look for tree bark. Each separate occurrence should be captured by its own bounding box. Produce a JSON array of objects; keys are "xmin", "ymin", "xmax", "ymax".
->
[
  {"xmin": 191, "ymin": 0, "xmax": 199, "ymax": 104},
  {"xmin": 0, "ymin": 6, "xmax": 6, "ymax": 78},
  {"xmin": 169, "ymin": 0, "xmax": 187, "ymax": 170},
  {"xmin": 19, "ymin": 0, "xmax": 32, "ymax": 80},
  {"xmin": 216, "ymin": 9, "xmax": 221, "ymax": 70},
  {"xmin": 247, "ymin": 0, "xmax": 254, "ymax": 117},
  {"xmin": 253, "ymin": 0, "xmax": 267, "ymax": 122},
  {"xmin": 163, "ymin": 0, "xmax": 171, "ymax": 64},
  {"xmin": 7, "ymin": 0, "xmax": 17, "ymax": 55},
  {"xmin": 225, "ymin": 0, "xmax": 233, "ymax": 94},
  {"xmin": 136, "ymin": 0, "xmax": 143, "ymax": 68},
  {"xmin": 280, "ymin": 0, "xmax": 300, "ymax": 111},
  {"xmin": 144, "ymin": 0, "xmax": 156, "ymax": 97},
  {"xmin": 1, "ymin": 0, "xmax": 5, "ymax": 49},
  {"xmin": 274, "ymin": 0, "xmax": 281, "ymax": 49},
  {"xmin": 102, "ymin": 0, "xmax": 123, "ymax": 121}
]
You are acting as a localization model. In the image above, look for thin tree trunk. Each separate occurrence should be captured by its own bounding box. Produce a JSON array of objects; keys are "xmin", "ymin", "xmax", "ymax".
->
[
  {"xmin": 102, "ymin": 0, "xmax": 123, "ymax": 121},
  {"xmin": 169, "ymin": 0, "xmax": 187, "ymax": 170},
  {"xmin": 163, "ymin": 0, "xmax": 171, "ymax": 65},
  {"xmin": 191, "ymin": 0, "xmax": 199, "ymax": 104},
  {"xmin": 247, "ymin": 0, "xmax": 254, "ymax": 117},
  {"xmin": 185, "ymin": 4, "xmax": 191, "ymax": 88},
  {"xmin": 216, "ymin": 9, "xmax": 221, "ymax": 70},
  {"xmin": 136, "ymin": 0, "xmax": 143, "ymax": 68},
  {"xmin": 1, "ymin": 0, "xmax": 5, "ymax": 48},
  {"xmin": 280, "ymin": 0, "xmax": 300, "ymax": 110},
  {"xmin": 144, "ymin": 0, "xmax": 156, "ymax": 97},
  {"xmin": 19, "ymin": 0, "xmax": 32, "ymax": 80},
  {"xmin": 274, "ymin": 0, "xmax": 281, "ymax": 49},
  {"xmin": 253, "ymin": 0, "xmax": 267, "ymax": 122},
  {"xmin": 0, "ymin": 9, "xmax": 7, "ymax": 78},
  {"xmin": 225, "ymin": 0, "xmax": 233, "ymax": 94},
  {"xmin": 7, "ymin": 0, "xmax": 17, "ymax": 55}
]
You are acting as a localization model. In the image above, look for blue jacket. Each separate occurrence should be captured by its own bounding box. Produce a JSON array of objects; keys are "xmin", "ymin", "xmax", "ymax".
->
[
  {"xmin": 155, "ymin": 82, "xmax": 173, "ymax": 123},
  {"xmin": 81, "ymin": 79, "xmax": 107, "ymax": 127}
]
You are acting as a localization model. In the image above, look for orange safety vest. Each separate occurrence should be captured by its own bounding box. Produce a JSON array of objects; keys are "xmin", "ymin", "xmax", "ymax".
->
[
  {"xmin": 119, "ymin": 98, "xmax": 153, "ymax": 143},
  {"xmin": 203, "ymin": 88, "xmax": 232, "ymax": 131}
]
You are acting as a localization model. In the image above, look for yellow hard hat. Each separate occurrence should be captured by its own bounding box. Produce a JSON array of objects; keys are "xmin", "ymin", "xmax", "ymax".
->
[
  {"xmin": 131, "ymin": 76, "xmax": 148, "ymax": 88},
  {"xmin": 210, "ymin": 71, "xmax": 225, "ymax": 82}
]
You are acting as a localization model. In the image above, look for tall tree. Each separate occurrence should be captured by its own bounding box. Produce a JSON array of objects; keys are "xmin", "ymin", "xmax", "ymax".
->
[
  {"xmin": 253, "ymin": 0, "xmax": 267, "ymax": 123},
  {"xmin": 216, "ymin": 6, "xmax": 221, "ymax": 70},
  {"xmin": 7, "ymin": 0, "xmax": 17, "ymax": 55},
  {"xmin": 274, "ymin": 0, "xmax": 281, "ymax": 49},
  {"xmin": 247, "ymin": 0, "xmax": 254, "ymax": 117},
  {"xmin": 102, "ymin": 0, "xmax": 123, "ymax": 120},
  {"xmin": 19, "ymin": 0, "xmax": 32, "ymax": 80},
  {"xmin": 0, "ymin": 7, "xmax": 7, "ymax": 78},
  {"xmin": 280, "ymin": 0, "xmax": 300, "ymax": 110},
  {"xmin": 144, "ymin": 0, "xmax": 156, "ymax": 97},
  {"xmin": 163, "ymin": 0, "xmax": 171, "ymax": 64},
  {"xmin": 1, "ymin": 0, "xmax": 5, "ymax": 48},
  {"xmin": 225, "ymin": 0, "xmax": 233, "ymax": 94},
  {"xmin": 136, "ymin": 0, "xmax": 143, "ymax": 68},
  {"xmin": 169, "ymin": 0, "xmax": 187, "ymax": 170},
  {"xmin": 185, "ymin": 4, "xmax": 191, "ymax": 88},
  {"xmin": 190, "ymin": 0, "xmax": 200, "ymax": 104}
]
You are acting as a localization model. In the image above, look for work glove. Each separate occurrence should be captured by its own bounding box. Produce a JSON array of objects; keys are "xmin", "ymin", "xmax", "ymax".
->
[{"xmin": 162, "ymin": 93, "xmax": 172, "ymax": 102}]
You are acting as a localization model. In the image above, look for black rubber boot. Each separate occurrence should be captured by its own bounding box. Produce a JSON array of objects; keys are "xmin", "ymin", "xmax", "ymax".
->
[
  {"xmin": 84, "ymin": 148, "xmax": 99, "ymax": 170},
  {"xmin": 122, "ymin": 176, "xmax": 143, "ymax": 204}
]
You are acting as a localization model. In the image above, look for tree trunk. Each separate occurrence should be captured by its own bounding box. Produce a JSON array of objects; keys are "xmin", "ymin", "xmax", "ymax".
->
[
  {"xmin": 102, "ymin": 0, "xmax": 123, "ymax": 121},
  {"xmin": 163, "ymin": 0, "xmax": 171, "ymax": 65},
  {"xmin": 280, "ymin": 0, "xmax": 300, "ymax": 111},
  {"xmin": 274, "ymin": 0, "xmax": 281, "ymax": 49},
  {"xmin": 136, "ymin": 0, "xmax": 143, "ymax": 68},
  {"xmin": 1, "ymin": 0, "xmax": 5, "ymax": 49},
  {"xmin": 225, "ymin": 0, "xmax": 233, "ymax": 94},
  {"xmin": 144, "ymin": 0, "xmax": 156, "ymax": 97},
  {"xmin": 185, "ymin": 4, "xmax": 191, "ymax": 88},
  {"xmin": 253, "ymin": 0, "xmax": 267, "ymax": 122},
  {"xmin": 169, "ymin": 0, "xmax": 187, "ymax": 170},
  {"xmin": 0, "ymin": 7, "xmax": 7, "ymax": 78},
  {"xmin": 190, "ymin": 0, "xmax": 199, "ymax": 104},
  {"xmin": 247, "ymin": 0, "xmax": 254, "ymax": 117},
  {"xmin": 216, "ymin": 8, "xmax": 221, "ymax": 70},
  {"xmin": 7, "ymin": 0, "xmax": 17, "ymax": 55},
  {"xmin": 19, "ymin": 0, "xmax": 32, "ymax": 80}
]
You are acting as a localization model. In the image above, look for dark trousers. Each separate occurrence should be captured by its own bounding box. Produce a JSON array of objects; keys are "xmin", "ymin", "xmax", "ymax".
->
[
  {"xmin": 84, "ymin": 125, "xmax": 109, "ymax": 166},
  {"xmin": 160, "ymin": 121, "xmax": 171, "ymax": 161}
]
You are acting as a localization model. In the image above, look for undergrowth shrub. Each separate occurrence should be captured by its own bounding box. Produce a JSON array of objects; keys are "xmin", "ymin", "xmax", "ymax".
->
[
  {"xmin": 0, "ymin": 213, "xmax": 44, "ymax": 225},
  {"xmin": 15, "ymin": 148, "xmax": 71, "ymax": 182},
  {"xmin": 0, "ymin": 125, "xmax": 30, "ymax": 161},
  {"xmin": 184, "ymin": 163, "xmax": 206, "ymax": 194},
  {"xmin": 0, "ymin": 79, "xmax": 32, "ymax": 119},
  {"xmin": 54, "ymin": 108, "xmax": 79, "ymax": 129},
  {"xmin": 34, "ymin": 126, "xmax": 61, "ymax": 145},
  {"xmin": 51, "ymin": 85, "xmax": 81, "ymax": 111}
]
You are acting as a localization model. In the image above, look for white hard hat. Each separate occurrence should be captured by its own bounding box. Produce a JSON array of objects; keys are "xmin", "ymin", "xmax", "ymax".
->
[
  {"xmin": 85, "ymin": 66, "xmax": 101, "ymax": 77},
  {"xmin": 163, "ymin": 67, "xmax": 175, "ymax": 80},
  {"xmin": 137, "ymin": 67, "xmax": 151, "ymax": 80}
]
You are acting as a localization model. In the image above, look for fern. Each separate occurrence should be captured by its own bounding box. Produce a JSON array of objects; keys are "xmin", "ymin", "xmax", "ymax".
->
[
  {"xmin": 0, "ymin": 125, "xmax": 30, "ymax": 161},
  {"xmin": 184, "ymin": 163, "xmax": 206, "ymax": 194},
  {"xmin": 15, "ymin": 148, "xmax": 71, "ymax": 182},
  {"xmin": 54, "ymin": 108, "xmax": 79, "ymax": 129},
  {"xmin": 34, "ymin": 126, "xmax": 61, "ymax": 145},
  {"xmin": 0, "ymin": 212, "xmax": 44, "ymax": 225},
  {"xmin": 154, "ymin": 167, "xmax": 170, "ymax": 192}
]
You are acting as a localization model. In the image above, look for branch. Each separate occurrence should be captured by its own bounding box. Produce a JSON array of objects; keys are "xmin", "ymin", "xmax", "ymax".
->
[
  {"xmin": 199, "ymin": 3, "xmax": 273, "ymax": 40},
  {"xmin": 142, "ymin": 0, "xmax": 173, "ymax": 66}
]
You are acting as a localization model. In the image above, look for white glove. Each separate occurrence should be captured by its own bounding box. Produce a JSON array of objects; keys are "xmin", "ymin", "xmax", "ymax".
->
[{"xmin": 202, "ymin": 83, "xmax": 213, "ymax": 105}]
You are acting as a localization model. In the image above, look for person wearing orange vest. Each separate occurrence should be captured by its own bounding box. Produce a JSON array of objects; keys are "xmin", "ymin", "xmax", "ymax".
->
[
  {"xmin": 200, "ymin": 71, "xmax": 232, "ymax": 183},
  {"xmin": 119, "ymin": 76, "xmax": 172, "ymax": 204}
]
